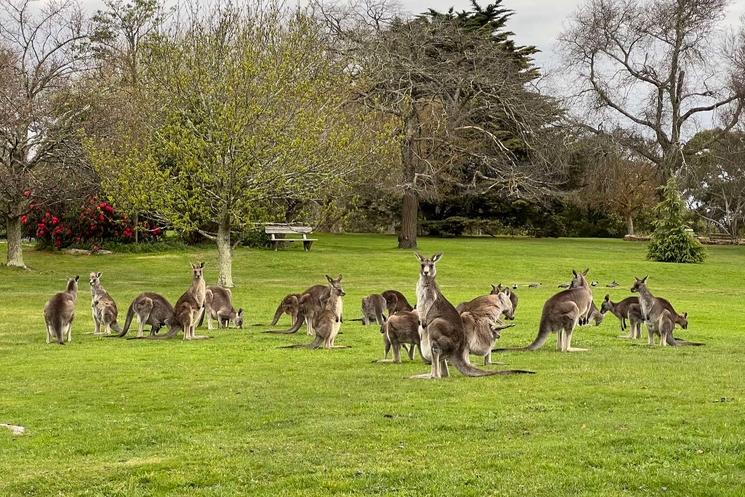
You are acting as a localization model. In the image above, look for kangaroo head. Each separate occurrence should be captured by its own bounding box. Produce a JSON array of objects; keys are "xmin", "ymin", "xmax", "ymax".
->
[
  {"xmin": 600, "ymin": 294, "xmax": 612, "ymax": 314},
  {"xmin": 325, "ymin": 274, "xmax": 345, "ymax": 296},
  {"xmin": 630, "ymin": 276, "xmax": 648, "ymax": 293},
  {"xmin": 234, "ymin": 308, "xmax": 244, "ymax": 329},
  {"xmin": 498, "ymin": 289, "xmax": 514, "ymax": 320},
  {"xmin": 677, "ymin": 311, "xmax": 688, "ymax": 329},
  {"xmin": 490, "ymin": 283, "xmax": 504, "ymax": 295},
  {"xmin": 415, "ymin": 252, "xmax": 442, "ymax": 277},
  {"xmin": 67, "ymin": 275, "xmax": 80, "ymax": 292},
  {"xmin": 89, "ymin": 271, "xmax": 102, "ymax": 288},
  {"xmin": 191, "ymin": 262, "xmax": 205, "ymax": 281},
  {"xmin": 569, "ymin": 268, "xmax": 590, "ymax": 288}
]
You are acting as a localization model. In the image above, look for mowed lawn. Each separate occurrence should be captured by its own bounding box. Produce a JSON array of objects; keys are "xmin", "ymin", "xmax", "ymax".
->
[{"xmin": 1, "ymin": 234, "xmax": 744, "ymax": 497}]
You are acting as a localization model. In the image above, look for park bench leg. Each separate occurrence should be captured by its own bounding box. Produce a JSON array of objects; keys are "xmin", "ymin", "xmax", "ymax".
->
[{"xmin": 304, "ymin": 241, "xmax": 313, "ymax": 252}]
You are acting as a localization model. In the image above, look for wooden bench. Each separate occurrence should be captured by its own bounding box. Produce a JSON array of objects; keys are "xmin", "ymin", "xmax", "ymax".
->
[{"xmin": 264, "ymin": 224, "xmax": 317, "ymax": 251}]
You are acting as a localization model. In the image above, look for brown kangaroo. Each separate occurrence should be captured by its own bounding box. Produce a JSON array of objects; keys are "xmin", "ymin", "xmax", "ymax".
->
[
  {"xmin": 204, "ymin": 286, "xmax": 244, "ymax": 329},
  {"xmin": 600, "ymin": 295, "xmax": 640, "ymax": 335},
  {"xmin": 412, "ymin": 253, "xmax": 533, "ymax": 378},
  {"xmin": 361, "ymin": 294, "xmax": 387, "ymax": 326},
  {"xmin": 270, "ymin": 293, "xmax": 301, "ymax": 326},
  {"xmin": 282, "ymin": 275, "xmax": 346, "ymax": 349},
  {"xmin": 381, "ymin": 290, "xmax": 414, "ymax": 315},
  {"xmin": 630, "ymin": 277, "xmax": 700, "ymax": 346},
  {"xmin": 44, "ymin": 276, "xmax": 79, "ymax": 345},
  {"xmin": 89, "ymin": 272, "xmax": 122, "ymax": 335},
  {"xmin": 461, "ymin": 289, "xmax": 516, "ymax": 365},
  {"xmin": 264, "ymin": 277, "xmax": 343, "ymax": 335},
  {"xmin": 491, "ymin": 284, "xmax": 519, "ymax": 316},
  {"xmin": 111, "ymin": 292, "xmax": 175, "ymax": 338},
  {"xmin": 151, "ymin": 263, "xmax": 207, "ymax": 340},
  {"xmin": 379, "ymin": 310, "xmax": 420, "ymax": 362},
  {"xmin": 526, "ymin": 269, "xmax": 593, "ymax": 352}
]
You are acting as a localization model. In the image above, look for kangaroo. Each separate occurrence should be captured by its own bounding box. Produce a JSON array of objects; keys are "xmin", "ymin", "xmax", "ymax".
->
[
  {"xmin": 412, "ymin": 253, "xmax": 533, "ymax": 378},
  {"xmin": 461, "ymin": 289, "xmax": 516, "ymax": 365},
  {"xmin": 264, "ymin": 277, "xmax": 343, "ymax": 335},
  {"xmin": 204, "ymin": 286, "xmax": 244, "ymax": 329},
  {"xmin": 600, "ymin": 295, "xmax": 640, "ymax": 334},
  {"xmin": 151, "ymin": 263, "xmax": 208, "ymax": 340},
  {"xmin": 282, "ymin": 275, "xmax": 346, "ymax": 349},
  {"xmin": 491, "ymin": 284, "xmax": 519, "ymax": 315},
  {"xmin": 582, "ymin": 300, "xmax": 604, "ymax": 326},
  {"xmin": 525, "ymin": 269, "xmax": 593, "ymax": 352},
  {"xmin": 379, "ymin": 310, "xmax": 420, "ymax": 362},
  {"xmin": 630, "ymin": 277, "xmax": 700, "ymax": 346},
  {"xmin": 43, "ymin": 276, "xmax": 79, "ymax": 345},
  {"xmin": 381, "ymin": 290, "xmax": 414, "ymax": 314},
  {"xmin": 111, "ymin": 292, "xmax": 175, "ymax": 338},
  {"xmin": 361, "ymin": 294, "xmax": 387, "ymax": 326},
  {"xmin": 88, "ymin": 272, "xmax": 121, "ymax": 335},
  {"xmin": 270, "ymin": 293, "xmax": 301, "ymax": 326}
]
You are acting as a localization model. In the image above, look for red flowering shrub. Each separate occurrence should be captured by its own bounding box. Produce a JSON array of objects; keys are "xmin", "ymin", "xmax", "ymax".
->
[{"xmin": 24, "ymin": 197, "xmax": 163, "ymax": 249}]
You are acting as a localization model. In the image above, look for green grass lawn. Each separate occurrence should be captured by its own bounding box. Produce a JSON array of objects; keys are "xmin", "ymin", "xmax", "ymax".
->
[{"xmin": 1, "ymin": 234, "xmax": 744, "ymax": 497}]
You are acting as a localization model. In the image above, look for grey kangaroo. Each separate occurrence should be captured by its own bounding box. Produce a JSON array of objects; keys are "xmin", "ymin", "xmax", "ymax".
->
[
  {"xmin": 282, "ymin": 275, "xmax": 346, "ymax": 349},
  {"xmin": 151, "ymin": 263, "xmax": 207, "ymax": 340},
  {"xmin": 461, "ymin": 288, "xmax": 516, "ymax": 365},
  {"xmin": 112, "ymin": 292, "xmax": 175, "ymax": 338},
  {"xmin": 44, "ymin": 276, "xmax": 79, "ymax": 345},
  {"xmin": 89, "ymin": 272, "xmax": 121, "ymax": 335},
  {"xmin": 630, "ymin": 277, "xmax": 699, "ymax": 346},
  {"xmin": 204, "ymin": 286, "xmax": 244, "ymax": 329},
  {"xmin": 270, "ymin": 293, "xmax": 301, "ymax": 326},
  {"xmin": 491, "ymin": 284, "xmax": 519, "ymax": 316},
  {"xmin": 381, "ymin": 290, "xmax": 413, "ymax": 315},
  {"xmin": 361, "ymin": 294, "xmax": 387, "ymax": 326},
  {"xmin": 379, "ymin": 310, "xmax": 420, "ymax": 362},
  {"xmin": 413, "ymin": 253, "xmax": 533, "ymax": 378},
  {"xmin": 600, "ymin": 295, "xmax": 640, "ymax": 334},
  {"xmin": 264, "ymin": 277, "xmax": 344, "ymax": 335},
  {"xmin": 526, "ymin": 269, "xmax": 593, "ymax": 352}
]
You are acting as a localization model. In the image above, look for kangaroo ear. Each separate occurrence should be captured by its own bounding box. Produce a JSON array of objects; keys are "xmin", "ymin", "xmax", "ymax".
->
[
  {"xmin": 604, "ymin": 294, "xmax": 610, "ymax": 301},
  {"xmin": 200, "ymin": 262, "xmax": 205, "ymax": 268},
  {"xmin": 583, "ymin": 268, "xmax": 589, "ymax": 275},
  {"xmin": 74, "ymin": 275, "xmax": 79, "ymax": 282},
  {"xmin": 238, "ymin": 308, "xmax": 244, "ymax": 315},
  {"xmin": 325, "ymin": 274, "xmax": 333, "ymax": 283},
  {"xmin": 414, "ymin": 252, "xmax": 424, "ymax": 262},
  {"xmin": 642, "ymin": 275, "xmax": 648, "ymax": 283},
  {"xmin": 432, "ymin": 252, "xmax": 443, "ymax": 262},
  {"xmin": 683, "ymin": 312, "xmax": 688, "ymax": 319},
  {"xmin": 491, "ymin": 284, "xmax": 497, "ymax": 291},
  {"xmin": 337, "ymin": 274, "xmax": 342, "ymax": 281},
  {"xmin": 96, "ymin": 272, "xmax": 102, "ymax": 278},
  {"xmin": 572, "ymin": 269, "xmax": 578, "ymax": 277}
]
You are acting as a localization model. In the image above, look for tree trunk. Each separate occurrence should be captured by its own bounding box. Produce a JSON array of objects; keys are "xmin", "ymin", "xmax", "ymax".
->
[
  {"xmin": 6, "ymin": 215, "xmax": 26, "ymax": 268},
  {"xmin": 216, "ymin": 215, "xmax": 233, "ymax": 287},
  {"xmin": 398, "ymin": 112, "xmax": 419, "ymax": 249},
  {"xmin": 626, "ymin": 214, "xmax": 635, "ymax": 236},
  {"xmin": 398, "ymin": 190, "xmax": 418, "ymax": 249}
]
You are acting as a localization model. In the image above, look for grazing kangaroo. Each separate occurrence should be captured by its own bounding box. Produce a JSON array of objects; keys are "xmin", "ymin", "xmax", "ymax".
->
[
  {"xmin": 264, "ymin": 277, "xmax": 343, "ymax": 335},
  {"xmin": 630, "ymin": 277, "xmax": 699, "ymax": 346},
  {"xmin": 491, "ymin": 284, "xmax": 519, "ymax": 315},
  {"xmin": 380, "ymin": 310, "xmax": 420, "ymax": 362},
  {"xmin": 44, "ymin": 276, "xmax": 79, "ymax": 345},
  {"xmin": 526, "ymin": 269, "xmax": 593, "ymax": 352},
  {"xmin": 361, "ymin": 294, "xmax": 387, "ymax": 325},
  {"xmin": 204, "ymin": 286, "xmax": 244, "ymax": 329},
  {"xmin": 151, "ymin": 263, "xmax": 208, "ymax": 340},
  {"xmin": 461, "ymin": 289, "xmax": 516, "ymax": 365},
  {"xmin": 89, "ymin": 272, "xmax": 121, "ymax": 335},
  {"xmin": 111, "ymin": 292, "xmax": 175, "ymax": 338},
  {"xmin": 270, "ymin": 293, "xmax": 301, "ymax": 326},
  {"xmin": 413, "ymin": 253, "xmax": 532, "ymax": 378},
  {"xmin": 283, "ymin": 275, "xmax": 346, "ymax": 349},
  {"xmin": 582, "ymin": 300, "xmax": 604, "ymax": 326},
  {"xmin": 381, "ymin": 290, "xmax": 414, "ymax": 315}
]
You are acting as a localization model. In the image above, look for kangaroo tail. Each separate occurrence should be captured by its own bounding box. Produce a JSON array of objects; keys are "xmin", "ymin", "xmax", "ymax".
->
[
  {"xmin": 110, "ymin": 320, "xmax": 122, "ymax": 333},
  {"xmin": 526, "ymin": 315, "xmax": 551, "ymax": 351},
  {"xmin": 264, "ymin": 311, "xmax": 305, "ymax": 334},
  {"xmin": 452, "ymin": 348, "xmax": 534, "ymax": 376},
  {"xmin": 270, "ymin": 301, "xmax": 286, "ymax": 326},
  {"xmin": 109, "ymin": 302, "xmax": 135, "ymax": 338},
  {"xmin": 54, "ymin": 317, "xmax": 65, "ymax": 344},
  {"xmin": 670, "ymin": 336, "xmax": 705, "ymax": 346}
]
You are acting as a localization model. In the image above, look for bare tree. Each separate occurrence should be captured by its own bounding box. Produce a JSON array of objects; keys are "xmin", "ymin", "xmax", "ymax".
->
[
  {"xmin": 560, "ymin": 0, "xmax": 745, "ymax": 176},
  {"xmin": 318, "ymin": 1, "xmax": 568, "ymax": 248},
  {"xmin": 0, "ymin": 0, "xmax": 89, "ymax": 267}
]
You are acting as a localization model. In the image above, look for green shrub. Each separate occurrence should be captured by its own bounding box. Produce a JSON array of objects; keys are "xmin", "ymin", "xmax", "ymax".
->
[{"xmin": 647, "ymin": 178, "xmax": 706, "ymax": 263}]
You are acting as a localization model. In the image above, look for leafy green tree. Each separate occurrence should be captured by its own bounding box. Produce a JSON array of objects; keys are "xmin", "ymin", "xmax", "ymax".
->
[{"xmin": 647, "ymin": 177, "xmax": 705, "ymax": 263}]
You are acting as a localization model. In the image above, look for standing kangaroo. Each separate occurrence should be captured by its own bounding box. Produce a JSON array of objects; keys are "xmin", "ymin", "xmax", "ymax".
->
[
  {"xmin": 270, "ymin": 293, "xmax": 301, "ymax": 326},
  {"xmin": 526, "ymin": 269, "xmax": 593, "ymax": 352},
  {"xmin": 283, "ymin": 275, "xmax": 346, "ymax": 349},
  {"xmin": 44, "ymin": 276, "xmax": 79, "ymax": 345},
  {"xmin": 600, "ymin": 295, "xmax": 640, "ymax": 335},
  {"xmin": 413, "ymin": 253, "xmax": 532, "ymax": 378},
  {"xmin": 381, "ymin": 290, "xmax": 414, "ymax": 315},
  {"xmin": 630, "ymin": 277, "xmax": 698, "ymax": 346},
  {"xmin": 460, "ymin": 289, "xmax": 516, "ymax": 365},
  {"xmin": 151, "ymin": 263, "xmax": 207, "ymax": 340},
  {"xmin": 111, "ymin": 292, "xmax": 175, "ymax": 338},
  {"xmin": 204, "ymin": 286, "xmax": 244, "ymax": 329},
  {"xmin": 264, "ymin": 276, "xmax": 344, "ymax": 335},
  {"xmin": 379, "ymin": 310, "xmax": 420, "ymax": 362},
  {"xmin": 89, "ymin": 272, "xmax": 121, "ymax": 335},
  {"xmin": 361, "ymin": 294, "xmax": 387, "ymax": 326}
]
